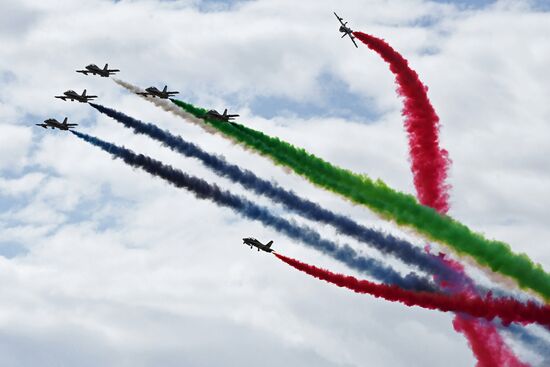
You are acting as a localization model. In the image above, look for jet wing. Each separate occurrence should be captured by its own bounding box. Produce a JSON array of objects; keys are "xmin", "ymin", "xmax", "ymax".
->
[
  {"xmin": 350, "ymin": 34, "xmax": 358, "ymax": 48},
  {"xmin": 76, "ymin": 70, "xmax": 89, "ymax": 75},
  {"xmin": 333, "ymin": 12, "xmax": 346, "ymax": 26},
  {"xmin": 55, "ymin": 96, "xmax": 67, "ymax": 100},
  {"xmin": 35, "ymin": 124, "xmax": 48, "ymax": 129},
  {"xmin": 136, "ymin": 92, "xmax": 152, "ymax": 97}
]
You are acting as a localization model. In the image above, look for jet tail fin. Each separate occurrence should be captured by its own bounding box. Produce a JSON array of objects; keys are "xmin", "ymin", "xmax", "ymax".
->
[
  {"xmin": 62, "ymin": 117, "xmax": 68, "ymax": 125},
  {"xmin": 104, "ymin": 63, "xmax": 109, "ymax": 70},
  {"xmin": 163, "ymin": 85, "xmax": 167, "ymax": 92},
  {"xmin": 266, "ymin": 241, "xmax": 273, "ymax": 248},
  {"xmin": 223, "ymin": 108, "xmax": 228, "ymax": 116},
  {"xmin": 82, "ymin": 89, "xmax": 87, "ymax": 96}
]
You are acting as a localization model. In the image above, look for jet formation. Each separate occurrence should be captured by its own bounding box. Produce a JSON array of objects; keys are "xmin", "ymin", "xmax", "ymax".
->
[
  {"xmin": 243, "ymin": 238, "xmax": 274, "ymax": 253},
  {"xmin": 55, "ymin": 89, "xmax": 97, "ymax": 103},
  {"xmin": 136, "ymin": 85, "xmax": 179, "ymax": 99},
  {"xmin": 35, "ymin": 10, "xmax": 358, "ymax": 248},
  {"xmin": 35, "ymin": 62, "xmax": 120, "ymax": 131},
  {"xmin": 334, "ymin": 12, "xmax": 358, "ymax": 48},
  {"xmin": 76, "ymin": 63, "xmax": 120, "ymax": 77},
  {"xmin": 35, "ymin": 117, "xmax": 77, "ymax": 131}
]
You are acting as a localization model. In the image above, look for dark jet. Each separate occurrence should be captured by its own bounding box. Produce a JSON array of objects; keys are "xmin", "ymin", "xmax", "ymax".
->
[
  {"xmin": 205, "ymin": 109, "xmax": 240, "ymax": 123},
  {"xmin": 35, "ymin": 117, "xmax": 77, "ymax": 131},
  {"xmin": 242, "ymin": 238, "xmax": 274, "ymax": 253},
  {"xmin": 55, "ymin": 89, "xmax": 98, "ymax": 103},
  {"xmin": 76, "ymin": 63, "xmax": 120, "ymax": 77},
  {"xmin": 136, "ymin": 85, "xmax": 179, "ymax": 99},
  {"xmin": 334, "ymin": 12, "xmax": 358, "ymax": 48}
]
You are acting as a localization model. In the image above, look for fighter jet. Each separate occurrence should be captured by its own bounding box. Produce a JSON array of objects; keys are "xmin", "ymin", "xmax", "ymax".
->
[
  {"xmin": 136, "ymin": 85, "xmax": 179, "ymax": 99},
  {"xmin": 76, "ymin": 63, "xmax": 120, "ymax": 77},
  {"xmin": 334, "ymin": 12, "xmax": 358, "ymax": 48},
  {"xmin": 205, "ymin": 109, "xmax": 240, "ymax": 123},
  {"xmin": 242, "ymin": 238, "xmax": 274, "ymax": 253},
  {"xmin": 35, "ymin": 117, "xmax": 77, "ymax": 131},
  {"xmin": 55, "ymin": 89, "xmax": 98, "ymax": 103}
]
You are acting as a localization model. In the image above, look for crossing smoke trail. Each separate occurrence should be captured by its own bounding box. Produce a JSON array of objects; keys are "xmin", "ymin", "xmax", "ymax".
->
[
  {"xmin": 115, "ymin": 79, "xmax": 550, "ymax": 300},
  {"xmin": 274, "ymin": 252, "xmax": 550, "ymax": 327},
  {"xmin": 352, "ymin": 31, "xmax": 450, "ymax": 213},
  {"xmin": 108, "ymin": 87, "xmax": 547, "ymax": 361},
  {"xmin": 114, "ymin": 82, "xmax": 544, "ymax": 359},
  {"xmin": 352, "ymin": 31, "xmax": 527, "ymax": 365},
  {"xmin": 453, "ymin": 317, "xmax": 529, "ymax": 367},
  {"xmin": 71, "ymin": 130, "xmax": 436, "ymax": 292},
  {"xmin": 445, "ymin": 258, "xmax": 528, "ymax": 367},
  {"xmin": 89, "ymin": 102, "xmax": 467, "ymax": 287},
  {"xmin": 168, "ymin": 97, "xmax": 550, "ymax": 302}
]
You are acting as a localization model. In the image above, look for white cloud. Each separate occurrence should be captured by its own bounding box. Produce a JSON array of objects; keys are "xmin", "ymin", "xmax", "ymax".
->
[{"xmin": 0, "ymin": 125, "xmax": 33, "ymax": 171}]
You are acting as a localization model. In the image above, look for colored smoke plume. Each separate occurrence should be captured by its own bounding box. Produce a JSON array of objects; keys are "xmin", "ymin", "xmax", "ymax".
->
[
  {"xmin": 71, "ymin": 130, "xmax": 435, "ymax": 292},
  {"xmin": 274, "ymin": 252, "xmax": 550, "ymax": 327}
]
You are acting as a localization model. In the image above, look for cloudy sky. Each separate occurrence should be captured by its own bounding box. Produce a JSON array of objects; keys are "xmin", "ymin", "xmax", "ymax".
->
[{"xmin": 1, "ymin": 0, "xmax": 549, "ymax": 365}]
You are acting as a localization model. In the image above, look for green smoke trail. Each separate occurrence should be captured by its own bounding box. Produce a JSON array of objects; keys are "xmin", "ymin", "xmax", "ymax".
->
[{"xmin": 169, "ymin": 98, "xmax": 550, "ymax": 301}]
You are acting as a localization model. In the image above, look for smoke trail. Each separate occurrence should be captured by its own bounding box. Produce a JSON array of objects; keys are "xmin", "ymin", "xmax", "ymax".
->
[
  {"xmin": 89, "ymin": 102, "xmax": 468, "ymax": 287},
  {"xmin": 113, "ymin": 78, "xmax": 219, "ymax": 135},
  {"xmin": 113, "ymin": 87, "xmax": 540, "ymax": 362},
  {"xmin": 115, "ymin": 82, "xmax": 536, "ymax": 362},
  {"xmin": 440, "ymin": 256, "xmax": 528, "ymax": 367},
  {"xmin": 71, "ymin": 130, "xmax": 436, "ymax": 292},
  {"xmin": 504, "ymin": 324, "xmax": 550, "ymax": 364},
  {"xmin": 274, "ymin": 252, "xmax": 550, "ymax": 327},
  {"xmin": 353, "ymin": 31, "xmax": 529, "ymax": 365},
  {"xmin": 353, "ymin": 31, "xmax": 450, "ymax": 213},
  {"xmin": 169, "ymin": 98, "xmax": 550, "ymax": 301},
  {"xmin": 453, "ymin": 317, "xmax": 529, "ymax": 367}
]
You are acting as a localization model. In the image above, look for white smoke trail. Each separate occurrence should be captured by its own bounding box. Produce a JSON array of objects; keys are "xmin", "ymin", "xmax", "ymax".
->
[
  {"xmin": 112, "ymin": 78, "xmax": 218, "ymax": 134},
  {"xmin": 112, "ymin": 78, "xmax": 292, "ymax": 173}
]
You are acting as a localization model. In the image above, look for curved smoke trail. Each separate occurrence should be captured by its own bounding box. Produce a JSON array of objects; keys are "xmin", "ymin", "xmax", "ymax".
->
[
  {"xmin": 71, "ymin": 130, "xmax": 435, "ymax": 292},
  {"xmin": 352, "ymin": 31, "xmax": 450, "ymax": 213},
  {"xmin": 352, "ymin": 31, "xmax": 527, "ymax": 365}
]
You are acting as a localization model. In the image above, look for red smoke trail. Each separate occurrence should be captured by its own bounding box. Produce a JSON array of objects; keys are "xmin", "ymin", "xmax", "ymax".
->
[
  {"xmin": 353, "ymin": 31, "xmax": 527, "ymax": 365},
  {"xmin": 454, "ymin": 317, "xmax": 529, "ymax": 367},
  {"xmin": 274, "ymin": 252, "xmax": 550, "ymax": 327},
  {"xmin": 446, "ymin": 257, "xmax": 528, "ymax": 367},
  {"xmin": 353, "ymin": 31, "xmax": 450, "ymax": 213}
]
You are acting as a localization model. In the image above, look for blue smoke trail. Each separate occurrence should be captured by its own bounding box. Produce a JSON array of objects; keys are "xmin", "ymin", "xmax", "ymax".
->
[
  {"xmin": 89, "ymin": 103, "xmax": 465, "ymax": 287},
  {"xmin": 72, "ymin": 130, "xmax": 436, "ymax": 292},
  {"xmin": 503, "ymin": 324, "xmax": 550, "ymax": 363}
]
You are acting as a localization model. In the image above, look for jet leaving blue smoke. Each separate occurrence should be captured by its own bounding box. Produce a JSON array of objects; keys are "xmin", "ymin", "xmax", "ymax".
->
[
  {"xmin": 89, "ymin": 103, "xmax": 468, "ymax": 287},
  {"xmin": 72, "ymin": 130, "xmax": 436, "ymax": 292}
]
